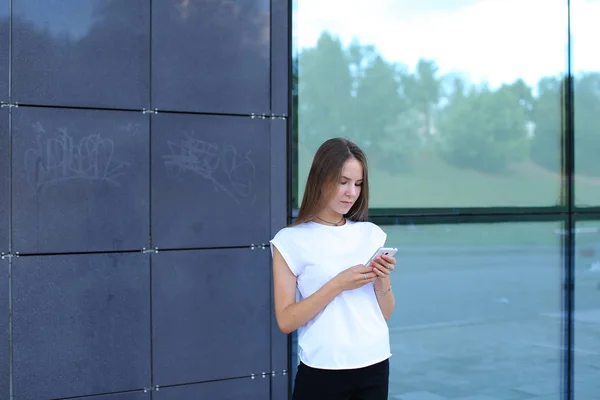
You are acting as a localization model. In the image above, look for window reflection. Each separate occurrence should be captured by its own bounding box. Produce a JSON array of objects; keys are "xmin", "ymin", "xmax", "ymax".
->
[
  {"xmin": 382, "ymin": 221, "xmax": 563, "ymax": 398},
  {"xmin": 574, "ymin": 218, "xmax": 600, "ymax": 398},
  {"xmin": 293, "ymin": 0, "xmax": 587, "ymax": 208},
  {"xmin": 572, "ymin": 2, "xmax": 600, "ymax": 207}
]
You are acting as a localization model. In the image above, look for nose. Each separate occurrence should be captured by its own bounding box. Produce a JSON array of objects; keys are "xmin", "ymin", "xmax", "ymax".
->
[{"xmin": 347, "ymin": 185, "xmax": 357, "ymax": 197}]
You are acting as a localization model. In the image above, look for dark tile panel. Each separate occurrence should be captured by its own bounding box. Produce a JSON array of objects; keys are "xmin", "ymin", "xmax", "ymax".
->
[
  {"xmin": 68, "ymin": 391, "xmax": 150, "ymax": 400},
  {"xmin": 151, "ymin": 0, "xmax": 270, "ymax": 114},
  {"xmin": 270, "ymin": 118, "xmax": 288, "ymax": 373},
  {"xmin": 0, "ymin": 108, "xmax": 7, "ymax": 253},
  {"xmin": 0, "ymin": 258, "xmax": 8, "ymax": 400},
  {"xmin": 151, "ymin": 113, "xmax": 270, "ymax": 249},
  {"xmin": 12, "ymin": 0, "xmax": 150, "ymax": 109},
  {"xmin": 154, "ymin": 376, "xmax": 270, "ymax": 400},
  {"xmin": 11, "ymin": 107, "xmax": 150, "ymax": 254},
  {"xmin": 271, "ymin": 0, "xmax": 289, "ymax": 116},
  {"xmin": 12, "ymin": 253, "xmax": 151, "ymax": 400},
  {"xmin": 152, "ymin": 248, "xmax": 271, "ymax": 386},
  {"xmin": 271, "ymin": 372, "xmax": 289, "ymax": 400},
  {"xmin": 0, "ymin": 0, "xmax": 8, "ymax": 102}
]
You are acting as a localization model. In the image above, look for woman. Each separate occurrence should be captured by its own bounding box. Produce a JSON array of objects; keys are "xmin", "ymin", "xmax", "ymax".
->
[{"xmin": 270, "ymin": 138, "xmax": 396, "ymax": 399}]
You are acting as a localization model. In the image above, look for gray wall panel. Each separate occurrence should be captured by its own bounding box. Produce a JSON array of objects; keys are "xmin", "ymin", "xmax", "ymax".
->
[
  {"xmin": 151, "ymin": 0, "xmax": 270, "ymax": 114},
  {"xmin": 0, "ymin": 258, "xmax": 8, "ymax": 400},
  {"xmin": 154, "ymin": 377, "xmax": 270, "ymax": 400},
  {"xmin": 4, "ymin": 1, "xmax": 291, "ymax": 399},
  {"xmin": 0, "ymin": 108, "xmax": 7, "ymax": 253},
  {"xmin": 71, "ymin": 391, "xmax": 150, "ymax": 400},
  {"xmin": 271, "ymin": 0, "xmax": 289, "ymax": 116},
  {"xmin": 151, "ymin": 113, "xmax": 270, "ymax": 249},
  {"xmin": 0, "ymin": 0, "xmax": 7, "ymax": 102},
  {"xmin": 271, "ymin": 372, "xmax": 289, "ymax": 400},
  {"xmin": 11, "ymin": 107, "xmax": 150, "ymax": 254},
  {"xmin": 270, "ymin": 118, "xmax": 288, "ymax": 375},
  {"xmin": 152, "ymin": 248, "xmax": 271, "ymax": 386},
  {"xmin": 12, "ymin": 0, "xmax": 150, "ymax": 109},
  {"xmin": 12, "ymin": 253, "xmax": 151, "ymax": 400}
]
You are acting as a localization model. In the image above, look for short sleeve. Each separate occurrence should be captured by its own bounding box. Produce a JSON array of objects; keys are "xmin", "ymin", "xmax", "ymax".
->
[
  {"xmin": 370, "ymin": 223, "xmax": 387, "ymax": 248},
  {"xmin": 270, "ymin": 229, "xmax": 300, "ymax": 276}
]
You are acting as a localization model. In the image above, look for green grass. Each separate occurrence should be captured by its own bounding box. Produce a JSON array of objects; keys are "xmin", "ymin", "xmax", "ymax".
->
[
  {"xmin": 368, "ymin": 152, "xmax": 561, "ymax": 208},
  {"xmin": 295, "ymin": 144, "xmax": 600, "ymax": 247},
  {"xmin": 297, "ymin": 145, "xmax": 600, "ymax": 208}
]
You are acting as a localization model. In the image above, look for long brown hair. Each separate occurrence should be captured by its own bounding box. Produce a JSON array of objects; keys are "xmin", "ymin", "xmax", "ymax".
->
[{"xmin": 292, "ymin": 138, "xmax": 369, "ymax": 226}]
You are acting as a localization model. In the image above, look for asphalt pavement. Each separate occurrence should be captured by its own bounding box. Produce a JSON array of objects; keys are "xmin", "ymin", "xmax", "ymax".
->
[{"xmin": 385, "ymin": 248, "xmax": 600, "ymax": 400}]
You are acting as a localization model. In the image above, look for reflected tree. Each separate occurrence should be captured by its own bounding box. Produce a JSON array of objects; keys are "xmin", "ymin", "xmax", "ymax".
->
[
  {"xmin": 297, "ymin": 32, "xmax": 353, "ymax": 151},
  {"xmin": 438, "ymin": 80, "xmax": 529, "ymax": 172},
  {"xmin": 402, "ymin": 59, "xmax": 441, "ymax": 141},
  {"xmin": 530, "ymin": 73, "xmax": 600, "ymax": 178},
  {"xmin": 530, "ymin": 76, "xmax": 563, "ymax": 173},
  {"xmin": 574, "ymin": 72, "xmax": 600, "ymax": 178},
  {"xmin": 353, "ymin": 54, "xmax": 416, "ymax": 170},
  {"xmin": 298, "ymin": 32, "xmax": 420, "ymax": 170},
  {"xmin": 296, "ymin": 31, "xmax": 600, "ymax": 182}
]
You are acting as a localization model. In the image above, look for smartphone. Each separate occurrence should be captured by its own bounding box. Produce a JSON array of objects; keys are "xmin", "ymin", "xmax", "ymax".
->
[{"xmin": 365, "ymin": 247, "xmax": 397, "ymax": 266}]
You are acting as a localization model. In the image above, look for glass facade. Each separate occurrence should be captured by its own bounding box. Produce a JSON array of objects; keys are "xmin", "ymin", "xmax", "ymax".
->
[{"xmin": 291, "ymin": 0, "xmax": 600, "ymax": 399}]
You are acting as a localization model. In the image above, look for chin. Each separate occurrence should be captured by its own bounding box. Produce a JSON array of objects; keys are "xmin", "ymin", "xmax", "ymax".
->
[
  {"xmin": 339, "ymin": 206, "xmax": 353, "ymax": 215},
  {"xmin": 329, "ymin": 208, "xmax": 344, "ymax": 216}
]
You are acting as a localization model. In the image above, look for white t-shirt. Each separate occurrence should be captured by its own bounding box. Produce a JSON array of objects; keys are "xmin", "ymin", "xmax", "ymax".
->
[{"xmin": 270, "ymin": 219, "xmax": 391, "ymax": 370}]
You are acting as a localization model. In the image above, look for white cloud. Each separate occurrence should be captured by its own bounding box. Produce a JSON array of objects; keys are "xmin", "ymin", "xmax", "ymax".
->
[{"xmin": 294, "ymin": 0, "xmax": 600, "ymax": 87}]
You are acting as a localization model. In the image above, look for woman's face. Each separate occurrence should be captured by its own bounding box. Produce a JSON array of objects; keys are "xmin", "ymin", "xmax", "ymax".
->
[{"xmin": 324, "ymin": 157, "xmax": 363, "ymax": 216}]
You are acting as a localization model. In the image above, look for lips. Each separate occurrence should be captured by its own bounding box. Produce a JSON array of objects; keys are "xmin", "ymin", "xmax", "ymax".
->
[{"xmin": 341, "ymin": 201, "xmax": 353, "ymax": 206}]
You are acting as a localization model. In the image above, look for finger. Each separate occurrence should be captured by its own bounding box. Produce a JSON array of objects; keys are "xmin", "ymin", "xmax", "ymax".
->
[
  {"xmin": 360, "ymin": 265, "xmax": 376, "ymax": 273},
  {"xmin": 372, "ymin": 260, "xmax": 392, "ymax": 273},
  {"xmin": 358, "ymin": 274, "xmax": 378, "ymax": 286},
  {"xmin": 377, "ymin": 257, "xmax": 395, "ymax": 271},
  {"xmin": 374, "ymin": 265, "xmax": 390, "ymax": 277},
  {"xmin": 367, "ymin": 276, "xmax": 378, "ymax": 284},
  {"xmin": 381, "ymin": 256, "xmax": 396, "ymax": 265},
  {"xmin": 357, "ymin": 272, "xmax": 371, "ymax": 282},
  {"xmin": 381, "ymin": 255, "xmax": 396, "ymax": 265},
  {"xmin": 360, "ymin": 271, "xmax": 378, "ymax": 280}
]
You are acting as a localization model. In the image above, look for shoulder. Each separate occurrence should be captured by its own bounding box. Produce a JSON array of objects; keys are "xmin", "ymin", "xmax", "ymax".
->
[
  {"xmin": 353, "ymin": 220, "xmax": 385, "ymax": 234},
  {"xmin": 270, "ymin": 222, "xmax": 314, "ymax": 254},
  {"xmin": 353, "ymin": 220, "xmax": 387, "ymax": 245},
  {"xmin": 272, "ymin": 222, "xmax": 311, "ymax": 242},
  {"xmin": 270, "ymin": 224, "xmax": 313, "ymax": 276}
]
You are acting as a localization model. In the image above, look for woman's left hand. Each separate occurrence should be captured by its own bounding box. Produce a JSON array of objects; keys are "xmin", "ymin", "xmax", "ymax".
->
[{"xmin": 369, "ymin": 254, "xmax": 396, "ymax": 278}]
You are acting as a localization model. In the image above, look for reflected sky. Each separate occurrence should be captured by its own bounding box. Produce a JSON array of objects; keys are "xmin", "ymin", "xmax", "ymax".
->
[
  {"xmin": 11, "ymin": 0, "xmax": 271, "ymax": 43},
  {"xmin": 294, "ymin": 0, "xmax": 600, "ymax": 87},
  {"xmin": 13, "ymin": 0, "xmax": 95, "ymax": 40}
]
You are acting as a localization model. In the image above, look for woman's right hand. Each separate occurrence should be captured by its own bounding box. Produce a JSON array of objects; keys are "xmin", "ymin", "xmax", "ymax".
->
[{"xmin": 333, "ymin": 264, "xmax": 378, "ymax": 291}]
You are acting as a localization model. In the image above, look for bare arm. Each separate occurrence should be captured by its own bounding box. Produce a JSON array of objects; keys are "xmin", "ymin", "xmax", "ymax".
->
[
  {"xmin": 374, "ymin": 276, "xmax": 395, "ymax": 320},
  {"xmin": 272, "ymin": 245, "xmax": 377, "ymax": 334},
  {"xmin": 371, "ymin": 254, "xmax": 396, "ymax": 321}
]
